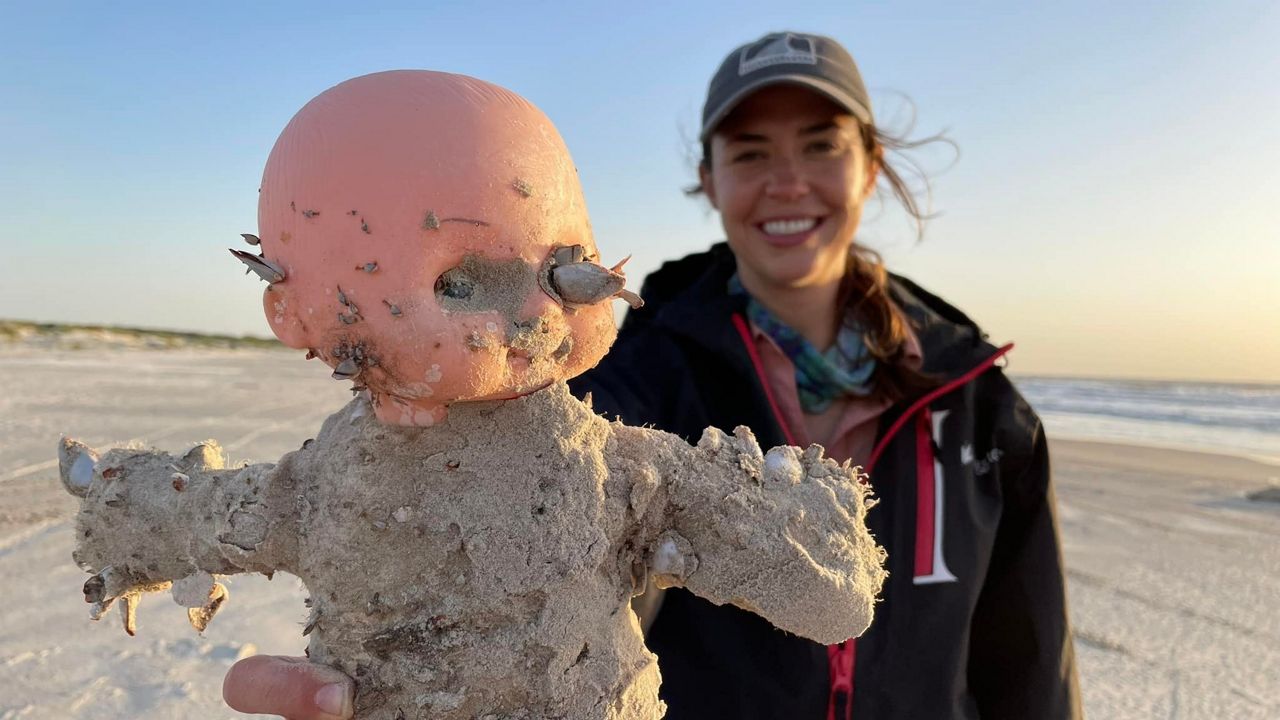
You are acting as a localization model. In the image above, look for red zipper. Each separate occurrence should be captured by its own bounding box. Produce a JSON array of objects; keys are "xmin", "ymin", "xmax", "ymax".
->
[{"xmin": 826, "ymin": 640, "xmax": 856, "ymax": 720}]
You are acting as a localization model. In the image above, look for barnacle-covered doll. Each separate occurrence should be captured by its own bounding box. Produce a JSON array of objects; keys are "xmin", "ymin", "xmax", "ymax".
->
[{"xmin": 56, "ymin": 70, "xmax": 886, "ymax": 719}]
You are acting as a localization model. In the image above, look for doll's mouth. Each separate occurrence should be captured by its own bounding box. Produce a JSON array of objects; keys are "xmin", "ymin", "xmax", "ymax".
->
[
  {"xmin": 505, "ymin": 340, "xmax": 569, "ymax": 371},
  {"xmin": 506, "ymin": 316, "xmax": 573, "ymax": 364},
  {"xmin": 507, "ymin": 347, "xmax": 531, "ymax": 371}
]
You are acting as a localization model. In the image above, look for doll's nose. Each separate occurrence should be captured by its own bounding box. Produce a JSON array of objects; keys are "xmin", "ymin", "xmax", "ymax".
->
[{"xmin": 519, "ymin": 286, "xmax": 563, "ymax": 319}]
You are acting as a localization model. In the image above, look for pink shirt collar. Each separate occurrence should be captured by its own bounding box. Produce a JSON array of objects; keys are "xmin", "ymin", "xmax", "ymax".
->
[{"xmin": 749, "ymin": 320, "xmax": 923, "ymax": 465}]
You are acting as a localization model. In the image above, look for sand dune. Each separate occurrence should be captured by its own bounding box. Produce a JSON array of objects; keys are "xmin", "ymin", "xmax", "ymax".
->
[{"xmin": 1, "ymin": 347, "xmax": 1276, "ymax": 718}]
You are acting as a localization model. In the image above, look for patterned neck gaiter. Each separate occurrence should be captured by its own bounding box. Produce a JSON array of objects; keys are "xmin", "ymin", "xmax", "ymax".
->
[{"xmin": 729, "ymin": 273, "xmax": 877, "ymax": 413}]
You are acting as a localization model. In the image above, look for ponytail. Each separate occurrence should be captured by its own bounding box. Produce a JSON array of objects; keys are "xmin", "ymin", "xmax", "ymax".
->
[{"xmin": 839, "ymin": 246, "xmax": 937, "ymax": 403}]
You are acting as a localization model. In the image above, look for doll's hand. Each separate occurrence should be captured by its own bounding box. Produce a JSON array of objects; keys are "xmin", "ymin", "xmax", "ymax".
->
[{"xmin": 223, "ymin": 655, "xmax": 354, "ymax": 719}]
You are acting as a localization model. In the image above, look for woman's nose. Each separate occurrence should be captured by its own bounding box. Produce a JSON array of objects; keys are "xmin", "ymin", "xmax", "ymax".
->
[{"xmin": 764, "ymin": 157, "xmax": 809, "ymax": 199}]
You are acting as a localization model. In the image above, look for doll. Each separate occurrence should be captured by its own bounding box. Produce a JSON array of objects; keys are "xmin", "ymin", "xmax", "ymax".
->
[{"xmin": 57, "ymin": 70, "xmax": 885, "ymax": 719}]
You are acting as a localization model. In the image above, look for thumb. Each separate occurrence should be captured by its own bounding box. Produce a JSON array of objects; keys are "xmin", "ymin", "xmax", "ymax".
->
[{"xmin": 223, "ymin": 654, "xmax": 354, "ymax": 720}]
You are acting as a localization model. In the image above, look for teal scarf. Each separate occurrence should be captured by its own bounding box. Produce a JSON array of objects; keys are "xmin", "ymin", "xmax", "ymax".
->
[{"xmin": 729, "ymin": 273, "xmax": 876, "ymax": 413}]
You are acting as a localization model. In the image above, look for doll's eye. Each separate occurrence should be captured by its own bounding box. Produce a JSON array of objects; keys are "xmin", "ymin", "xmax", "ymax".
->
[
  {"xmin": 434, "ymin": 255, "xmax": 539, "ymax": 318},
  {"xmin": 435, "ymin": 269, "xmax": 475, "ymax": 300}
]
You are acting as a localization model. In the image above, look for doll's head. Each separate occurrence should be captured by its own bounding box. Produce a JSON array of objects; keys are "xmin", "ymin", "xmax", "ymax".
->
[{"xmin": 239, "ymin": 70, "xmax": 635, "ymax": 426}]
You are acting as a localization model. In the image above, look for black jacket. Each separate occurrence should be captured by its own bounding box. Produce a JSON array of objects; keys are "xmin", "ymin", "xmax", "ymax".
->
[{"xmin": 570, "ymin": 244, "xmax": 1081, "ymax": 719}]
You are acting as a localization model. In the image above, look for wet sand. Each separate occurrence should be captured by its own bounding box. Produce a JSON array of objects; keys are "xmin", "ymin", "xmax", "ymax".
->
[
  {"xmin": 0, "ymin": 348, "xmax": 1276, "ymax": 718},
  {"xmin": 1052, "ymin": 439, "xmax": 1279, "ymax": 718}
]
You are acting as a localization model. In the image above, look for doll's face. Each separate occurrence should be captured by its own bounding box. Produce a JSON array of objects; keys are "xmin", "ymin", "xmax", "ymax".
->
[{"xmin": 251, "ymin": 71, "xmax": 620, "ymax": 426}]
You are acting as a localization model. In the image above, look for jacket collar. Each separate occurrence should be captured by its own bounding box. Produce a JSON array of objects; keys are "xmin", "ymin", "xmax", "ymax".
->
[
  {"xmin": 626, "ymin": 242, "xmax": 1002, "ymax": 385},
  {"xmin": 887, "ymin": 275, "xmax": 1000, "ymax": 381}
]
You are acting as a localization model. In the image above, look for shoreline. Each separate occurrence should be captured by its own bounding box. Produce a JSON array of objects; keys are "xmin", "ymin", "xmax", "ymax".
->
[{"xmin": 1049, "ymin": 436, "xmax": 1280, "ymax": 476}]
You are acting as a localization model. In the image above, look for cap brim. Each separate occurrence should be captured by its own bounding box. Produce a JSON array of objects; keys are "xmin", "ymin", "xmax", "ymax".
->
[{"xmin": 700, "ymin": 75, "xmax": 873, "ymax": 142}]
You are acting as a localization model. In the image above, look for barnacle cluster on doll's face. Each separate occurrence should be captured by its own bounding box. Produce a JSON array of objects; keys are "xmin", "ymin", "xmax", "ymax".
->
[{"xmin": 230, "ymin": 70, "xmax": 640, "ymax": 426}]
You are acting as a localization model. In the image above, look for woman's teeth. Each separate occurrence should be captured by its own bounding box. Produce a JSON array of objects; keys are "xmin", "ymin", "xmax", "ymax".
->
[{"xmin": 761, "ymin": 218, "xmax": 817, "ymax": 236}]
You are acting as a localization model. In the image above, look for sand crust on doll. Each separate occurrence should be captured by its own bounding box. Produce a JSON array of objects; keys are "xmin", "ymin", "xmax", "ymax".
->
[{"xmin": 67, "ymin": 383, "xmax": 884, "ymax": 719}]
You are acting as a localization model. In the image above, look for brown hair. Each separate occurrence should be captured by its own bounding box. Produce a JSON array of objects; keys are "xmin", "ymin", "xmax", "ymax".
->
[{"xmin": 691, "ymin": 115, "xmax": 952, "ymax": 403}]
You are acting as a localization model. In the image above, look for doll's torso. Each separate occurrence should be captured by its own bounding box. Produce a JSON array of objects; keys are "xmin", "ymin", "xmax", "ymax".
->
[{"xmin": 289, "ymin": 383, "xmax": 661, "ymax": 719}]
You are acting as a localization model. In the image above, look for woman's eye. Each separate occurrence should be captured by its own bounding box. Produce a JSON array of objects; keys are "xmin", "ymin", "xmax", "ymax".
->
[
  {"xmin": 806, "ymin": 140, "xmax": 839, "ymax": 154},
  {"xmin": 731, "ymin": 150, "xmax": 765, "ymax": 163}
]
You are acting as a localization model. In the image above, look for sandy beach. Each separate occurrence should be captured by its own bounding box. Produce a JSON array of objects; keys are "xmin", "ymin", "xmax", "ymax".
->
[{"xmin": 1, "ymin": 348, "xmax": 1277, "ymax": 719}]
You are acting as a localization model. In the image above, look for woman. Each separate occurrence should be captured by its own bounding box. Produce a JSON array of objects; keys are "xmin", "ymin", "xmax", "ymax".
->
[{"xmin": 224, "ymin": 31, "xmax": 1081, "ymax": 720}]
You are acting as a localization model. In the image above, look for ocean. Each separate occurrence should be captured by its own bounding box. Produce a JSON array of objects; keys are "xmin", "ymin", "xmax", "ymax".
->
[{"xmin": 1014, "ymin": 376, "xmax": 1280, "ymax": 465}]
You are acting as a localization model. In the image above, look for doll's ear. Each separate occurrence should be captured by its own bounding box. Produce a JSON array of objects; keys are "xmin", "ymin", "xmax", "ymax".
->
[{"xmin": 261, "ymin": 286, "xmax": 310, "ymax": 348}]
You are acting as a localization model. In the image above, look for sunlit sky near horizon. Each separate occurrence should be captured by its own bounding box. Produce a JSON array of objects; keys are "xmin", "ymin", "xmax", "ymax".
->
[{"xmin": 2, "ymin": 1, "xmax": 1277, "ymax": 383}]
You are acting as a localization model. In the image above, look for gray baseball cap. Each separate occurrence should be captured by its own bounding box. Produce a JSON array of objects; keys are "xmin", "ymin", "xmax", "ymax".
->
[{"xmin": 700, "ymin": 31, "xmax": 873, "ymax": 142}]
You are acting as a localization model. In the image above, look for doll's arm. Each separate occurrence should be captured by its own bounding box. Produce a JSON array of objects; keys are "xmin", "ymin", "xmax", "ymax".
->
[
  {"xmin": 610, "ymin": 423, "xmax": 886, "ymax": 645},
  {"xmin": 57, "ymin": 437, "xmax": 304, "ymax": 635}
]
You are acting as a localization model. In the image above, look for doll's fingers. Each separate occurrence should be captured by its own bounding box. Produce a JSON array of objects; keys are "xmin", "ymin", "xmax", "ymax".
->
[
  {"xmin": 223, "ymin": 654, "xmax": 354, "ymax": 720},
  {"xmin": 119, "ymin": 592, "xmax": 138, "ymax": 636}
]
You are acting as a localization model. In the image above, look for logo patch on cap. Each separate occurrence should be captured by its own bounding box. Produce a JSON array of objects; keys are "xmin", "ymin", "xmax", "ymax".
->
[{"xmin": 738, "ymin": 33, "xmax": 818, "ymax": 75}]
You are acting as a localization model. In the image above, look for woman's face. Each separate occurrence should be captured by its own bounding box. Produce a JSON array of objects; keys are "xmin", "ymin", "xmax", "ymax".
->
[{"xmin": 702, "ymin": 84, "xmax": 877, "ymax": 295}]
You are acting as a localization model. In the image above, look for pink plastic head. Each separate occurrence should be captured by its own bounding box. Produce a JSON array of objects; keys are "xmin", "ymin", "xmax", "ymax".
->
[{"xmin": 251, "ymin": 70, "xmax": 630, "ymax": 426}]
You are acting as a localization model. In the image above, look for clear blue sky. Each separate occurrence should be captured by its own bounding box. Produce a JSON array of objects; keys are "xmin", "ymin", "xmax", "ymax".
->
[{"xmin": 2, "ymin": 1, "xmax": 1277, "ymax": 381}]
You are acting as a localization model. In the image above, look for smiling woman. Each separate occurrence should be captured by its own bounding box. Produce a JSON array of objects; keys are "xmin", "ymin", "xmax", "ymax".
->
[
  {"xmin": 569, "ymin": 30, "xmax": 1084, "ymax": 720},
  {"xmin": 702, "ymin": 85, "xmax": 873, "ymax": 307},
  {"xmin": 688, "ymin": 78, "xmax": 941, "ymax": 404}
]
